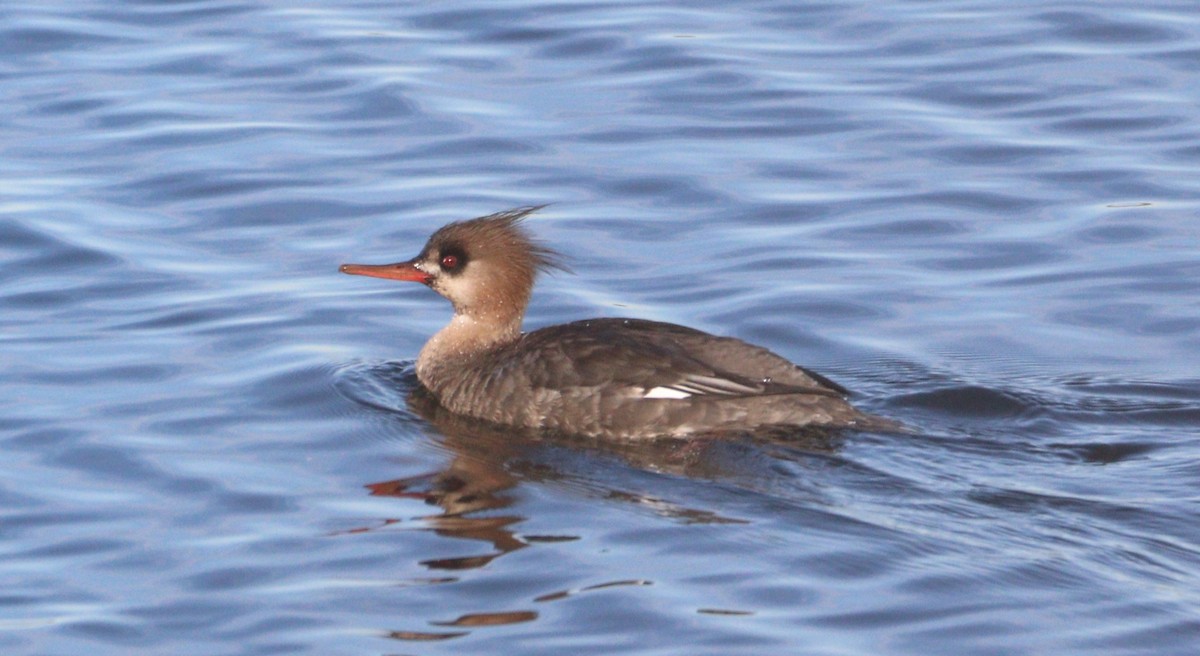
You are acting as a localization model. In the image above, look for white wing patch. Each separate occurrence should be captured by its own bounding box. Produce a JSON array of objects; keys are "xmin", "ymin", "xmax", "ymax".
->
[
  {"xmin": 642, "ymin": 375, "xmax": 766, "ymax": 400},
  {"xmin": 643, "ymin": 386, "xmax": 692, "ymax": 399},
  {"xmin": 676, "ymin": 375, "xmax": 762, "ymax": 396}
]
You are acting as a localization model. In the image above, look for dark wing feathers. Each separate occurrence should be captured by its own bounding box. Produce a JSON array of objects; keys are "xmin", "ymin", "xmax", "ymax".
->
[{"xmin": 510, "ymin": 318, "xmax": 848, "ymax": 400}]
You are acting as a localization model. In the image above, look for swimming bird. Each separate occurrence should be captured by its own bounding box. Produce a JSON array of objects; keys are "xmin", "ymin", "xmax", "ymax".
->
[{"xmin": 340, "ymin": 206, "xmax": 884, "ymax": 439}]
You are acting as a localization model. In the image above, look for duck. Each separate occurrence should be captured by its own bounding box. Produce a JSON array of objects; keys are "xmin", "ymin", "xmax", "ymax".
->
[{"xmin": 340, "ymin": 206, "xmax": 885, "ymax": 439}]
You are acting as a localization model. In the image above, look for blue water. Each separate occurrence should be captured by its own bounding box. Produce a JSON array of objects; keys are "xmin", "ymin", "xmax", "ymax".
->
[{"xmin": 3, "ymin": 1, "xmax": 1199, "ymax": 654}]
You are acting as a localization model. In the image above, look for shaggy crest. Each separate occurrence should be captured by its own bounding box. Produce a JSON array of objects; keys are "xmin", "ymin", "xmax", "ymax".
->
[{"xmin": 425, "ymin": 205, "xmax": 569, "ymax": 278}]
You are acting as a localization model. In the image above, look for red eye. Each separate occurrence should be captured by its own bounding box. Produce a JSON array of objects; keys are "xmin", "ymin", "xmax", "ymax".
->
[{"xmin": 440, "ymin": 254, "xmax": 459, "ymax": 270}]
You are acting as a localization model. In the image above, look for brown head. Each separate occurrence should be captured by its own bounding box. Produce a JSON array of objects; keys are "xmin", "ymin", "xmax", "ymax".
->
[{"xmin": 340, "ymin": 206, "xmax": 567, "ymax": 327}]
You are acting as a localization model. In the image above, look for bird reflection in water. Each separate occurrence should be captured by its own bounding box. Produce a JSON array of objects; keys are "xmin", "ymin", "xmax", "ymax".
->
[
  {"xmin": 352, "ymin": 367, "xmax": 848, "ymax": 574},
  {"xmin": 338, "ymin": 362, "xmax": 843, "ymax": 641}
]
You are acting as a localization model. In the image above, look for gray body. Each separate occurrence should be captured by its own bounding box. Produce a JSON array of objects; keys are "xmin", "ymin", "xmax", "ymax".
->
[
  {"xmin": 421, "ymin": 317, "xmax": 871, "ymax": 439},
  {"xmin": 341, "ymin": 207, "xmax": 884, "ymax": 440}
]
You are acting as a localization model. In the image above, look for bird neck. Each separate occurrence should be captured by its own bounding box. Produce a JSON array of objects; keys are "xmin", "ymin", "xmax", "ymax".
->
[{"xmin": 415, "ymin": 310, "xmax": 523, "ymax": 388}]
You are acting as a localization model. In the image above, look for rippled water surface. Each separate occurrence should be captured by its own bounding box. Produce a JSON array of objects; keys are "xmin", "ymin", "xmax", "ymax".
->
[{"xmin": 3, "ymin": 1, "xmax": 1200, "ymax": 654}]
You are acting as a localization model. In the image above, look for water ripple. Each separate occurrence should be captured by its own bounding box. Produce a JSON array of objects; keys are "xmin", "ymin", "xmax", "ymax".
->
[{"xmin": 3, "ymin": 1, "xmax": 1200, "ymax": 654}]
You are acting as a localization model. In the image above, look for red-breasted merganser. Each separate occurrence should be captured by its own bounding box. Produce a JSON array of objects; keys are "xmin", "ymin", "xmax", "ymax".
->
[{"xmin": 340, "ymin": 206, "xmax": 883, "ymax": 439}]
